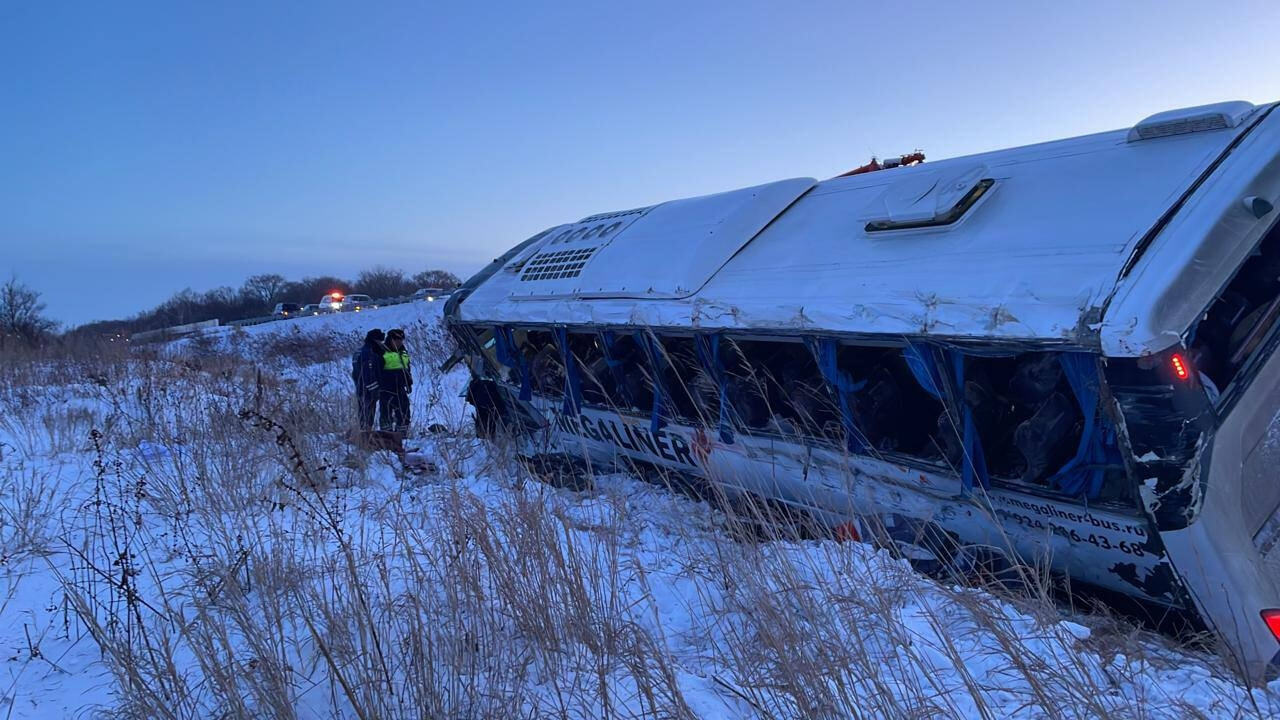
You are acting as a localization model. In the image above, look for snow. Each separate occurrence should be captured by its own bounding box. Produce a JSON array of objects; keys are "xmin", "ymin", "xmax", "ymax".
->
[
  {"xmin": 186, "ymin": 300, "xmax": 441, "ymax": 346},
  {"xmin": 3, "ymin": 301, "xmax": 1280, "ymax": 718}
]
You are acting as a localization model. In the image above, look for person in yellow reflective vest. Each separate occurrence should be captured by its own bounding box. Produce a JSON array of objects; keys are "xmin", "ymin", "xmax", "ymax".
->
[{"xmin": 380, "ymin": 328, "xmax": 413, "ymax": 433}]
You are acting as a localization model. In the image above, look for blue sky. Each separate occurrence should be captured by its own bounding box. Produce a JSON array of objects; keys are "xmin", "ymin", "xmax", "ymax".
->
[{"xmin": 2, "ymin": 1, "xmax": 1278, "ymax": 326}]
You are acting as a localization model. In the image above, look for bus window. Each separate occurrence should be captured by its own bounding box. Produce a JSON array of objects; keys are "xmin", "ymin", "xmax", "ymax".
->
[
  {"xmin": 836, "ymin": 345, "xmax": 948, "ymax": 461},
  {"xmin": 777, "ymin": 344, "xmax": 837, "ymax": 438},
  {"xmin": 723, "ymin": 338, "xmax": 953, "ymax": 463},
  {"xmin": 723, "ymin": 338, "xmax": 838, "ymax": 440},
  {"xmin": 720, "ymin": 340, "xmax": 772, "ymax": 431},
  {"xmin": 591, "ymin": 332, "xmax": 653, "ymax": 413},
  {"xmin": 521, "ymin": 330, "xmax": 563, "ymax": 396},
  {"xmin": 654, "ymin": 336, "xmax": 706, "ymax": 424},
  {"xmin": 961, "ymin": 353, "xmax": 1083, "ymax": 485},
  {"xmin": 1190, "ymin": 219, "xmax": 1280, "ymax": 401},
  {"xmin": 567, "ymin": 332, "xmax": 611, "ymax": 407}
]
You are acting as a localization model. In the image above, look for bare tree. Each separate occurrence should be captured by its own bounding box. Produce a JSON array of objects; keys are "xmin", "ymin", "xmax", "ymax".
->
[
  {"xmin": 356, "ymin": 266, "xmax": 413, "ymax": 299},
  {"xmin": 285, "ymin": 276, "xmax": 349, "ymax": 305},
  {"xmin": 411, "ymin": 269, "xmax": 462, "ymax": 290},
  {"xmin": 241, "ymin": 273, "xmax": 289, "ymax": 308},
  {"xmin": 0, "ymin": 276, "xmax": 57, "ymax": 347}
]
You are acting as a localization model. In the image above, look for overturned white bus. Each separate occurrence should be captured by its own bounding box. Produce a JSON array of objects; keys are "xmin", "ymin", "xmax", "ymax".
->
[{"xmin": 444, "ymin": 100, "xmax": 1280, "ymax": 681}]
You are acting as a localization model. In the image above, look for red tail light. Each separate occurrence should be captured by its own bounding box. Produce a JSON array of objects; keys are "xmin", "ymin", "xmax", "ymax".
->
[
  {"xmin": 1170, "ymin": 353, "xmax": 1190, "ymax": 381},
  {"xmin": 1262, "ymin": 609, "xmax": 1280, "ymax": 642}
]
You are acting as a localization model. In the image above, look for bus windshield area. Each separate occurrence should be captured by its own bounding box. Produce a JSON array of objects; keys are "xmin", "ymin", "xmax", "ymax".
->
[{"xmin": 1189, "ymin": 217, "xmax": 1280, "ymax": 401}]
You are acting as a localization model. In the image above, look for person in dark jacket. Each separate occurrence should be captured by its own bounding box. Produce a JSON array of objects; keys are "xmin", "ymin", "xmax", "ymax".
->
[
  {"xmin": 380, "ymin": 328, "xmax": 413, "ymax": 433},
  {"xmin": 352, "ymin": 329, "xmax": 386, "ymax": 430}
]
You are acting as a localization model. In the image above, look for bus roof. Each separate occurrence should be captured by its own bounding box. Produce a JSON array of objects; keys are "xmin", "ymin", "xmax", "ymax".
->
[{"xmin": 457, "ymin": 101, "xmax": 1280, "ymax": 355}]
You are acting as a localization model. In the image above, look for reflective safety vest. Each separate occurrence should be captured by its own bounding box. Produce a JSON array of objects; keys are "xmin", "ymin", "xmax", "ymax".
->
[{"xmin": 383, "ymin": 350, "xmax": 410, "ymax": 371}]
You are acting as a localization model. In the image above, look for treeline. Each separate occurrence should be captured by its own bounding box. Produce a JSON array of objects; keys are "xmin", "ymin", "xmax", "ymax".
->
[
  {"xmin": 0, "ymin": 276, "xmax": 59, "ymax": 350},
  {"xmin": 66, "ymin": 266, "xmax": 461, "ymax": 341}
]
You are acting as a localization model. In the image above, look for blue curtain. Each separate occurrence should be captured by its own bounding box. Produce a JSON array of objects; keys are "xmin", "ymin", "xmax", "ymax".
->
[
  {"xmin": 902, "ymin": 341, "xmax": 989, "ymax": 494},
  {"xmin": 598, "ymin": 330, "xmax": 635, "ymax": 408},
  {"xmin": 493, "ymin": 326, "xmax": 531, "ymax": 401},
  {"xmin": 903, "ymin": 341, "xmax": 944, "ymax": 400},
  {"xmin": 950, "ymin": 349, "xmax": 991, "ymax": 493},
  {"xmin": 806, "ymin": 337, "xmax": 868, "ymax": 453},
  {"xmin": 636, "ymin": 331, "xmax": 668, "ymax": 434},
  {"xmin": 694, "ymin": 333, "xmax": 734, "ymax": 443},
  {"xmin": 552, "ymin": 327, "xmax": 583, "ymax": 415},
  {"xmin": 1050, "ymin": 352, "xmax": 1121, "ymax": 499}
]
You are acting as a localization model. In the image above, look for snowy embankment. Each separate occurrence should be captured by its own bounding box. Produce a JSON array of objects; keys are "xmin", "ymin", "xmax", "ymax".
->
[{"xmin": 1, "ymin": 302, "xmax": 1279, "ymax": 718}]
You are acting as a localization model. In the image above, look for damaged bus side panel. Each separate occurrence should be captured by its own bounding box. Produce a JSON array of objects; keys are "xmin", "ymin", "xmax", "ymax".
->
[{"xmin": 460, "ymin": 325, "xmax": 1184, "ymax": 610}]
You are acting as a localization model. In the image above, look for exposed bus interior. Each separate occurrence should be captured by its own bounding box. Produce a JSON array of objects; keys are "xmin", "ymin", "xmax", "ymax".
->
[
  {"xmin": 830, "ymin": 343, "xmax": 945, "ymax": 458},
  {"xmin": 963, "ymin": 354, "xmax": 1086, "ymax": 484},
  {"xmin": 461, "ymin": 322, "xmax": 1201, "ymax": 637},
  {"xmin": 467, "ymin": 323, "xmax": 1135, "ymax": 507},
  {"xmin": 1189, "ymin": 215, "xmax": 1280, "ymax": 406},
  {"xmin": 716, "ymin": 338, "xmax": 840, "ymax": 440}
]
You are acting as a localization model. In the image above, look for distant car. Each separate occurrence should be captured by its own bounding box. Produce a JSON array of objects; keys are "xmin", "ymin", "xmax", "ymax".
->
[
  {"xmin": 340, "ymin": 294, "xmax": 376, "ymax": 312},
  {"xmin": 300, "ymin": 303, "xmax": 323, "ymax": 316},
  {"xmin": 272, "ymin": 302, "xmax": 301, "ymax": 317},
  {"xmin": 413, "ymin": 287, "xmax": 452, "ymax": 302},
  {"xmin": 319, "ymin": 292, "xmax": 345, "ymax": 312}
]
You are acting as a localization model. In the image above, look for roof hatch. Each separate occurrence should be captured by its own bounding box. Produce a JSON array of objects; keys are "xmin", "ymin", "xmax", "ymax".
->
[
  {"xmin": 862, "ymin": 163, "xmax": 993, "ymax": 232},
  {"xmin": 1127, "ymin": 101, "xmax": 1255, "ymax": 142}
]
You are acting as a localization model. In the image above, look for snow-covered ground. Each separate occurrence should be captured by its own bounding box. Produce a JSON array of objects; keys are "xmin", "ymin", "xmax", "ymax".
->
[{"xmin": 3, "ymin": 301, "xmax": 1279, "ymax": 718}]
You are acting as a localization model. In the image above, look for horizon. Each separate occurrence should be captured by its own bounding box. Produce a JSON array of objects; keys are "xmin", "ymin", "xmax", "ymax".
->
[{"xmin": 3, "ymin": 1, "xmax": 1278, "ymax": 327}]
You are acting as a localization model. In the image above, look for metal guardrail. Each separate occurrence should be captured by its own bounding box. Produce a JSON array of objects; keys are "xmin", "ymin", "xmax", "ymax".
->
[
  {"xmin": 131, "ymin": 318, "xmax": 221, "ymax": 344},
  {"xmin": 227, "ymin": 315, "xmax": 278, "ymax": 328}
]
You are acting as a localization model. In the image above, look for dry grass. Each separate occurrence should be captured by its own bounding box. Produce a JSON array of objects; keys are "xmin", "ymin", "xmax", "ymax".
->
[{"xmin": 0, "ymin": 326, "xmax": 1277, "ymax": 719}]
